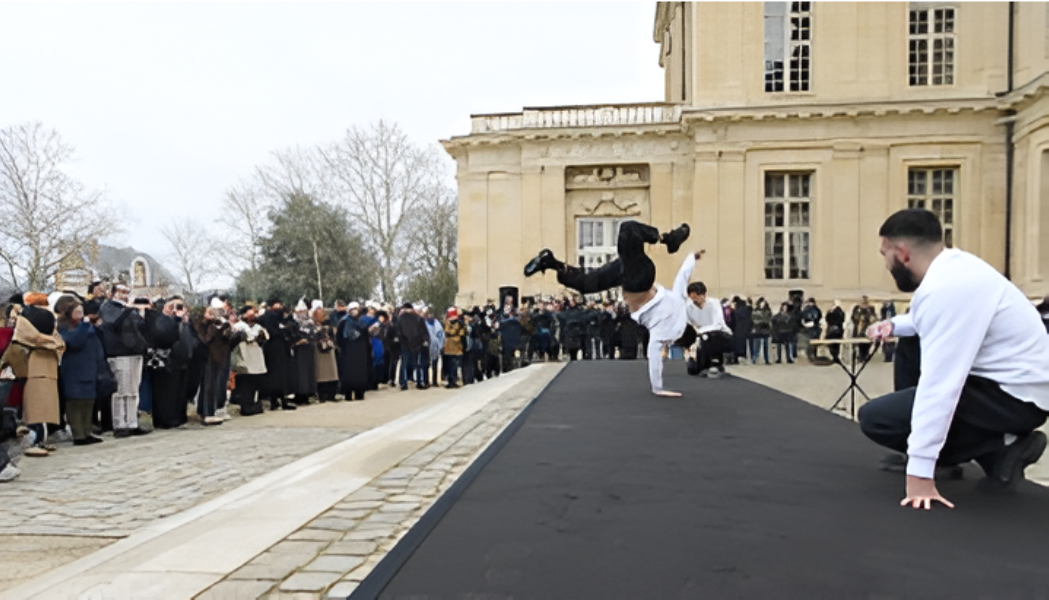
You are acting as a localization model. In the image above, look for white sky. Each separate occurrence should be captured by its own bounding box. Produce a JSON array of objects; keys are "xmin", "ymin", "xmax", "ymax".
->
[{"xmin": 0, "ymin": 1, "xmax": 665, "ymax": 281}]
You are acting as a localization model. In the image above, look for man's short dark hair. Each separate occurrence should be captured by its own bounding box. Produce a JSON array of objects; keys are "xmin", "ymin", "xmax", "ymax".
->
[
  {"xmin": 878, "ymin": 209, "xmax": 943, "ymax": 245},
  {"xmin": 687, "ymin": 282, "xmax": 707, "ymax": 296}
]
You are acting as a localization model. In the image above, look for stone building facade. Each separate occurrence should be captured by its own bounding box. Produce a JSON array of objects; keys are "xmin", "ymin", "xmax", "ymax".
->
[{"xmin": 442, "ymin": 2, "xmax": 1049, "ymax": 306}]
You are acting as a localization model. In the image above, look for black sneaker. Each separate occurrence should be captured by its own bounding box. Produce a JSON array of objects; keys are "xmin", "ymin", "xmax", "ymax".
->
[
  {"xmin": 73, "ymin": 436, "xmax": 103, "ymax": 446},
  {"xmin": 977, "ymin": 431, "xmax": 1047, "ymax": 494},
  {"xmin": 524, "ymin": 249, "xmax": 556, "ymax": 277},
  {"xmin": 660, "ymin": 223, "xmax": 691, "ymax": 254}
]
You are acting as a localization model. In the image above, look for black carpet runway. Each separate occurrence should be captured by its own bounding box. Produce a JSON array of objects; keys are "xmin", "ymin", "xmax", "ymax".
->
[{"xmin": 362, "ymin": 361, "xmax": 1049, "ymax": 600}]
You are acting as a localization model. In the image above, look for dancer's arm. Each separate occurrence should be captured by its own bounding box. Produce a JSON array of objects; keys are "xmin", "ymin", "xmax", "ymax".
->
[{"xmin": 672, "ymin": 251, "xmax": 704, "ymax": 298}]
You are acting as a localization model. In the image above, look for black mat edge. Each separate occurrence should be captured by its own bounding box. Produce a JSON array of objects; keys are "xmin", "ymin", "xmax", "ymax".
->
[{"xmin": 346, "ymin": 367, "xmax": 567, "ymax": 600}]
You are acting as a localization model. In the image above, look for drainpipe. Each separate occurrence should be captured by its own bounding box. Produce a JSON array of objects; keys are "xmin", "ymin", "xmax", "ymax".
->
[{"xmin": 1004, "ymin": 2, "xmax": 1015, "ymax": 280}]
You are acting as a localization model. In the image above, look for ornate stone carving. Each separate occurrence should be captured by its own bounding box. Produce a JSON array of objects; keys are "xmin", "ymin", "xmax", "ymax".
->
[
  {"xmin": 581, "ymin": 191, "xmax": 641, "ymax": 217},
  {"xmin": 565, "ymin": 164, "xmax": 649, "ymax": 189}
]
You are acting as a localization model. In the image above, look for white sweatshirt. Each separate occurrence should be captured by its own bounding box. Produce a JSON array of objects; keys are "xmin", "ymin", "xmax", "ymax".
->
[
  {"xmin": 686, "ymin": 297, "xmax": 731, "ymax": 335},
  {"xmin": 889, "ymin": 249, "xmax": 1049, "ymax": 479},
  {"xmin": 632, "ymin": 253, "xmax": 696, "ymax": 392}
]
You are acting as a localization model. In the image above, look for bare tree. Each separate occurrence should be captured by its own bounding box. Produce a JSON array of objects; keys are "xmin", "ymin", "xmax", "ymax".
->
[
  {"xmin": 160, "ymin": 217, "xmax": 217, "ymax": 292},
  {"xmin": 320, "ymin": 120, "xmax": 444, "ymax": 302},
  {"xmin": 222, "ymin": 179, "xmax": 271, "ymax": 274},
  {"xmin": 0, "ymin": 122, "xmax": 119, "ymax": 291},
  {"xmin": 222, "ymin": 146, "xmax": 327, "ymax": 278}
]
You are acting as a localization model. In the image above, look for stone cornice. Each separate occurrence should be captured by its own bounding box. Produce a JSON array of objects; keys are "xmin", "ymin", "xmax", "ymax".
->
[
  {"xmin": 680, "ymin": 98, "xmax": 1001, "ymax": 130},
  {"xmin": 440, "ymin": 124, "xmax": 684, "ymax": 153}
]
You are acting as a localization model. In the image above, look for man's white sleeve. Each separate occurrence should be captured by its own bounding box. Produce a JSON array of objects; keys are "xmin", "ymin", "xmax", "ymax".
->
[
  {"xmin": 905, "ymin": 289, "xmax": 997, "ymax": 479},
  {"xmin": 891, "ymin": 313, "xmax": 916, "ymax": 337},
  {"xmin": 672, "ymin": 253, "xmax": 696, "ymax": 298}
]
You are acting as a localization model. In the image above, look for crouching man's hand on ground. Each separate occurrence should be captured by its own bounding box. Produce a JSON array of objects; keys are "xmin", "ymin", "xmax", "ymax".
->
[{"xmin": 901, "ymin": 475, "xmax": 954, "ymax": 510}]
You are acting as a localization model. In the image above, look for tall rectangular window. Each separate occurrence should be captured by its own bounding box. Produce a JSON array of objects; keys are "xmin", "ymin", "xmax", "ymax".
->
[
  {"xmin": 764, "ymin": 172, "xmax": 812, "ymax": 280},
  {"xmin": 764, "ymin": 2, "xmax": 812, "ymax": 92},
  {"xmin": 907, "ymin": 167, "xmax": 957, "ymax": 247},
  {"xmin": 577, "ymin": 217, "xmax": 624, "ymax": 271},
  {"xmin": 909, "ymin": 6, "xmax": 955, "ymax": 86}
]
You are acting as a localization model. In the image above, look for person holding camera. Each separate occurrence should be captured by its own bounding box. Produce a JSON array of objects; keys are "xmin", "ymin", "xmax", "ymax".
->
[
  {"xmin": 98, "ymin": 284, "xmax": 148, "ymax": 437},
  {"xmin": 195, "ymin": 304, "xmax": 243, "ymax": 425}
]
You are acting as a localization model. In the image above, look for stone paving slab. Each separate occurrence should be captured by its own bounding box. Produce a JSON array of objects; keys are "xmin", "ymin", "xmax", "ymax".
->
[
  {"xmin": 1, "ymin": 365, "xmax": 560, "ymax": 600},
  {"xmin": 195, "ymin": 364, "xmax": 565, "ymax": 600},
  {"xmin": 0, "ymin": 427, "xmax": 356, "ymax": 538}
]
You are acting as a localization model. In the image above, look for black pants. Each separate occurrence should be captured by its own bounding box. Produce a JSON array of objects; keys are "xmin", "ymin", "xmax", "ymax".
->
[
  {"xmin": 693, "ymin": 331, "xmax": 730, "ymax": 374},
  {"xmin": 858, "ymin": 336, "xmax": 1048, "ymax": 467},
  {"xmin": 555, "ymin": 221, "xmax": 659, "ymax": 294}
]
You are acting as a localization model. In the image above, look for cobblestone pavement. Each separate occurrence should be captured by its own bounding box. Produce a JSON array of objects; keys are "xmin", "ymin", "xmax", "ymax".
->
[
  {"xmin": 196, "ymin": 367, "xmax": 559, "ymax": 600},
  {"xmin": 0, "ymin": 426, "xmax": 357, "ymax": 538}
]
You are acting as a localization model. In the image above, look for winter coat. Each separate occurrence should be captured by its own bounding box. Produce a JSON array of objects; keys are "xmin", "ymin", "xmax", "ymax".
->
[
  {"xmin": 314, "ymin": 323, "xmax": 338, "ymax": 384},
  {"xmin": 800, "ymin": 305, "xmax": 823, "ymax": 338},
  {"xmin": 426, "ymin": 319, "xmax": 445, "ymax": 362},
  {"xmin": 444, "ymin": 319, "xmax": 466, "ymax": 355},
  {"xmin": 396, "ymin": 312, "xmax": 429, "ymax": 354},
  {"xmin": 0, "ymin": 313, "xmax": 65, "ymax": 425},
  {"xmin": 58, "ymin": 322, "xmax": 104, "ymax": 400},
  {"xmin": 196, "ymin": 319, "xmax": 242, "ymax": 367},
  {"xmin": 98, "ymin": 300, "xmax": 147, "ymax": 357},
  {"xmin": 851, "ymin": 304, "xmax": 876, "ymax": 337},
  {"xmin": 825, "ymin": 307, "xmax": 846, "ymax": 338},
  {"xmin": 232, "ymin": 321, "xmax": 269, "ymax": 375},
  {"xmin": 751, "ymin": 306, "xmax": 773, "ymax": 337},
  {"xmin": 771, "ymin": 313, "xmax": 794, "ymax": 342}
]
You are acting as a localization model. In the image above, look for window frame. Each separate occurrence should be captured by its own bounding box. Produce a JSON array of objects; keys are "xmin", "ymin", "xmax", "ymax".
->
[
  {"xmin": 576, "ymin": 217, "xmax": 625, "ymax": 272},
  {"xmin": 764, "ymin": 1, "xmax": 813, "ymax": 93},
  {"xmin": 906, "ymin": 166, "xmax": 958, "ymax": 248},
  {"xmin": 908, "ymin": 5, "xmax": 956, "ymax": 86},
  {"xmin": 763, "ymin": 171, "xmax": 813, "ymax": 281}
]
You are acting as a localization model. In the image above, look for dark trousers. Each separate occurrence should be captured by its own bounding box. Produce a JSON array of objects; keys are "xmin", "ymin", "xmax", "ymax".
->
[
  {"xmin": 858, "ymin": 336, "xmax": 1048, "ymax": 467},
  {"xmin": 694, "ymin": 331, "xmax": 730, "ymax": 373},
  {"xmin": 232, "ymin": 374, "xmax": 263, "ymax": 415},
  {"xmin": 198, "ymin": 361, "xmax": 227, "ymax": 418},
  {"xmin": 445, "ymin": 355, "xmax": 461, "ymax": 386},
  {"xmin": 399, "ymin": 349, "xmax": 418, "ymax": 388},
  {"xmin": 555, "ymin": 221, "xmax": 659, "ymax": 294}
]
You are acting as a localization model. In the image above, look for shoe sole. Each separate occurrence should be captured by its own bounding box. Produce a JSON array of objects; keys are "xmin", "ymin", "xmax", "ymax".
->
[{"xmin": 978, "ymin": 431, "xmax": 1047, "ymax": 494}]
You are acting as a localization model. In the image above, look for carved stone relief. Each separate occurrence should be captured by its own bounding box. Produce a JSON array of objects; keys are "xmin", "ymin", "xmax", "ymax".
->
[{"xmin": 565, "ymin": 164, "xmax": 649, "ymax": 190}]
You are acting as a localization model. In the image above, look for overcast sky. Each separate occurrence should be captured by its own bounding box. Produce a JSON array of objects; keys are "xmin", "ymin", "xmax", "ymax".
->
[{"xmin": 0, "ymin": 1, "xmax": 665, "ymax": 282}]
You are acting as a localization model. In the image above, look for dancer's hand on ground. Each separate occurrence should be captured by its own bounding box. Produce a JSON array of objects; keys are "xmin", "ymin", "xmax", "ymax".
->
[
  {"xmin": 867, "ymin": 320, "xmax": 894, "ymax": 342},
  {"xmin": 653, "ymin": 389, "xmax": 683, "ymax": 397},
  {"xmin": 901, "ymin": 475, "xmax": 954, "ymax": 510}
]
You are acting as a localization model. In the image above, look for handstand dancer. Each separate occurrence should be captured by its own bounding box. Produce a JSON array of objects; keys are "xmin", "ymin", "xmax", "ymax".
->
[{"xmin": 523, "ymin": 221, "xmax": 698, "ymax": 396}]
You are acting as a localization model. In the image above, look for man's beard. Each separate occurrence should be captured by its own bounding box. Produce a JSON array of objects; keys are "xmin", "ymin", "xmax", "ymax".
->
[{"xmin": 890, "ymin": 258, "xmax": 920, "ymax": 292}]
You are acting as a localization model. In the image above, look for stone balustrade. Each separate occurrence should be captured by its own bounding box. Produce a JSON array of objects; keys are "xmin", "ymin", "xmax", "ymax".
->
[{"xmin": 470, "ymin": 103, "xmax": 682, "ymax": 133}]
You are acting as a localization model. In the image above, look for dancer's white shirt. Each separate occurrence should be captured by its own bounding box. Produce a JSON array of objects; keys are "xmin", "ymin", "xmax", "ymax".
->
[
  {"xmin": 631, "ymin": 253, "xmax": 695, "ymax": 393},
  {"xmin": 889, "ymin": 248, "xmax": 1049, "ymax": 479},
  {"xmin": 686, "ymin": 297, "xmax": 731, "ymax": 334}
]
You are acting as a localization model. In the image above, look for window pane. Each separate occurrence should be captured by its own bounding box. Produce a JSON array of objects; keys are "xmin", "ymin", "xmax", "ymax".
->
[
  {"xmin": 790, "ymin": 232, "xmax": 810, "ymax": 279},
  {"xmin": 594, "ymin": 221, "xmax": 604, "ymax": 246}
]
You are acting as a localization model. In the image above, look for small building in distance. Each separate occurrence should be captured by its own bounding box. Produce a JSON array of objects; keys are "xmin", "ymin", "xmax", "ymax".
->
[{"xmin": 55, "ymin": 243, "xmax": 185, "ymax": 299}]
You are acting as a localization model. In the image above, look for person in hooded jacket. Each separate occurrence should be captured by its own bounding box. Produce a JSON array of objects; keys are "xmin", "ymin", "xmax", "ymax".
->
[
  {"xmin": 54, "ymin": 295, "xmax": 104, "ymax": 445},
  {"xmin": 258, "ymin": 299, "xmax": 297, "ymax": 411},
  {"xmin": 1, "ymin": 292, "xmax": 65, "ymax": 454},
  {"xmin": 152, "ymin": 299, "xmax": 195, "ymax": 428},
  {"xmin": 291, "ymin": 299, "xmax": 319, "ymax": 405},
  {"xmin": 230, "ymin": 305, "xmax": 269, "ymax": 416},
  {"xmin": 337, "ymin": 302, "xmax": 372, "ymax": 400},
  {"xmin": 98, "ymin": 284, "xmax": 147, "ymax": 437}
]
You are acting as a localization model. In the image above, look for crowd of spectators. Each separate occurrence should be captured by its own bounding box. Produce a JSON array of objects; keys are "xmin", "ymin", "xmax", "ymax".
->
[{"xmin": 2, "ymin": 278, "xmax": 1044, "ymax": 483}]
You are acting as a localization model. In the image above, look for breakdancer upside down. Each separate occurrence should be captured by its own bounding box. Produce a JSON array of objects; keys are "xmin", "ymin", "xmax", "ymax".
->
[{"xmin": 523, "ymin": 221, "xmax": 699, "ymax": 396}]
